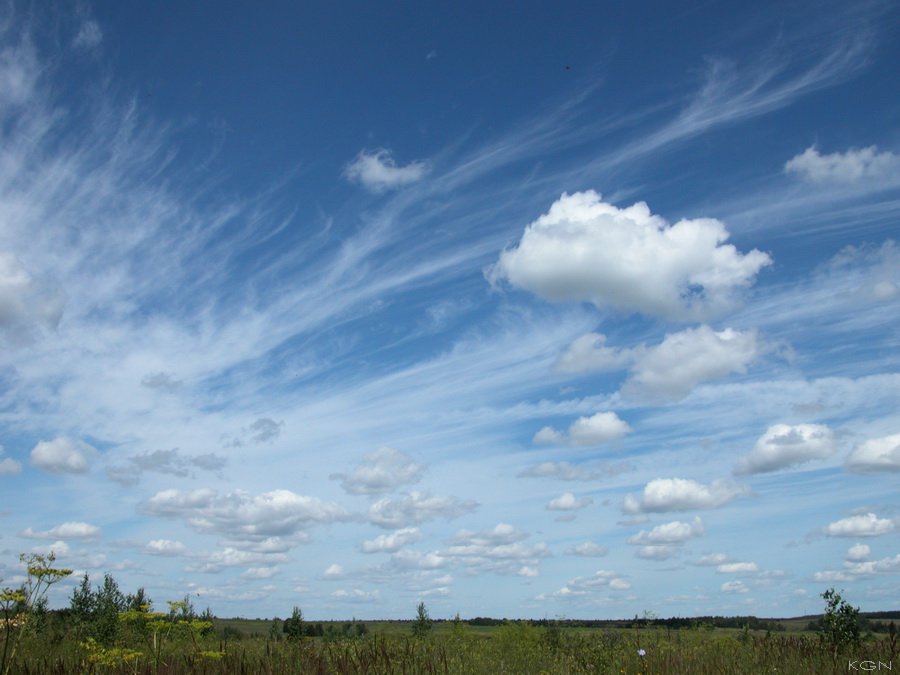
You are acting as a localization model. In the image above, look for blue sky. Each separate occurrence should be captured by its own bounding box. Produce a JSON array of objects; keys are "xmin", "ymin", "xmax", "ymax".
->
[{"xmin": 0, "ymin": 0, "xmax": 898, "ymax": 621}]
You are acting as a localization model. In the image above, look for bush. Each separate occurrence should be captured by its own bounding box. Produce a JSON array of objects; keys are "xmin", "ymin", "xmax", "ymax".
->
[{"xmin": 819, "ymin": 587, "xmax": 861, "ymax": 652}]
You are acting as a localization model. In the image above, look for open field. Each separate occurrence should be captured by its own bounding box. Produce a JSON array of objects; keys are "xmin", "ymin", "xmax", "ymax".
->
[
  {"xmin": 4, "ymin": 613, "xmax": 897, "ymax": 674},
  {"xmin": 2, "ymin": 563, "xmax": 896, "ymax": 674}
]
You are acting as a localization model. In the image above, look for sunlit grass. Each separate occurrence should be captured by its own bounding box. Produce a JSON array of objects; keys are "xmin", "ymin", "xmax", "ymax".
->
[{"xmin": 5, "ymin": 619, "xmax": 897, "ymax": 674}]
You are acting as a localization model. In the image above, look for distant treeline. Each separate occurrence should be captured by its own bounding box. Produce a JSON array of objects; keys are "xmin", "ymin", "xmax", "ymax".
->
[
  {"xmin": 465, "ymin": 616, "xmax": 785, "ymax": 630},
  {"xmin": 462, "ymin": 613, "xmax": 897, "ymax": 633}
]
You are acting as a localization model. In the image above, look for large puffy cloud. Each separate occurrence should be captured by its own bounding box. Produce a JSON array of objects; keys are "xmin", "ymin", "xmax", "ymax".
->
[
  {"xmin": 845, "ymin": 433, "xmax": 900, "ymax": 473},
  {"xmin": 0, "ymin": 251, "xmax": 65, "ymax": 346},
  {"xmin": 824, "ymin": 513, "xmax": 896, "ymax": 538},
  {"xmin": 140, "ymin": 488, "xmax": 352, "ymax": 542},
  {"xmin": 734, "ymin": 424, "xmax": 837, "ymax": 475},
  {"xmin": 331, "ymin": 447, "xmax": 425, "ymax": 496},
  {"xmin": 845, "ymin": 543, "xmax": 870, "ymax": 561},
  {"xmin": 623, "ymin": 478, "xmax": 752, "ymax": 514},
  {"xmin": 487, "ymin": 191, "xmax": 771, "ymax": 321},
  {"xmin": 367, "ymin": 491, "xmax": 478, "ymax": 529},
  {"xmin": 20, "ymin": 521, "xmax": 102, "ymax": 541},
  {"xmin": 623, "ymin": 327, "xmax": 764, "ymax": 400},
  {"xmin": 785, "ymin": 146, "xmax": 900, "ymax": 183},
  {"xmin": 30, "ymin": 436, "xmax": 96, "ymax": 474},
  {"xmin": 557, "ymin": 326, "xmax": 766, "ymax": 401},
  {"xmin": 343, "ymin": 148, "xmax": 428, "ymax": 193},
  {"xmin": 533, "ymin": 412, "xmax": 631, "ymax": 447}
]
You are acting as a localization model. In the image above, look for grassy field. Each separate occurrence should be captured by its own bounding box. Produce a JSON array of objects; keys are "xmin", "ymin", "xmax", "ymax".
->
[{"xmin": 4, "ymin": 615, "xmax": 896, "ymax": 674}]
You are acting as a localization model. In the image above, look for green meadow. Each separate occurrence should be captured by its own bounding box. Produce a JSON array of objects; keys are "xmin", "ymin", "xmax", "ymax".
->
[{"xmin": 2, "ymin": 555, "xmax": 897, "ymax": 674}]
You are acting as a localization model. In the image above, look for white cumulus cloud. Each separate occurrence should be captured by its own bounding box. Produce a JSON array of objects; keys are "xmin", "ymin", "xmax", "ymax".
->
[
  {"xmin": 716, "ymin": 562, "xmax": 759, "ymax": 574},
  {"xmin": 30, "ymin": 437, "xmax": 96, "ymax": 474},
  {"xmin": 564, "ymin": 542, "xmax": 608, "ymax": 557},
  {"xmin": 533, "ymin": 412, "xmax": 631, "ymax": 447},
  {"xmin": 141, "ymin": 488, "xmax": 352, "ymax": 542},
  {"xmin": 845, "ymin": 433, "xmax": 900, "ymax": 473},
  {"xmin": 321, "ymin": 563, "xmax": 347, "ymax": 579},
  {"xmin": 144, "ymin": 539, "xmax": 188, "ymax": 556},
  {"xmin": 20, "ymin": 521, "xmax": 102, "ymax": 541},
  {"xmin": 546, "ymin": 492, "xmax": 593, "ymax": 511},
  {"xmin": 624, "ymin": 326, "xmax": 764, "ymax": 400},
  {"xmin": 361, "ymin": 527, "xmax": 423, "ymax": 553},
  {"xmin": 627, "ymin": 516, "xmax": 705, "ymax": 545},
  {"xmin": 487, "ymin": 191, "xmax": 771, "ymax": 321},
  {"xmin": 367, "ymin": 491, "xmax": 478, "ymax": 529},
  {"xmin": 735, "ymin": 423, "xmax": 837, "ymax": 475},
  {"xmin": 541, "ymin": 569, "xmax": 631, "ymax": 599},
  {"xmin": 635, "ymin": 545, "xmax": 680, "ymax": 560},
  {"xmin": 0, "ymin": 445, "xmax": 22, "ymax": 475},
  {"xmin": 343, "ymin": 148, "xmax": 428, "ymax": 193},
  {"xmin": 785, "ymin": 146, "xmax": 900, "ymax": 183},
  {"xmin": 845, "ymin": 543, "xmax": 870, "ymax": 561},
  {"xmin": 623, "ymin": 477, "xmax": 752, "ymax": 514},
  {"xmin": 555, "ymin": 333, "xmax": 631, "ymax": 373},
  {"xmin": 824, "ymin": 513, "xmax": 896, "ymax": 538},
  {"xmin": 332, "ymin": 447, "xmax": 425, "ymax": 496},
  {"xmin": 558, "ymin": 326, "xmax": 766, "ymax": 402}
]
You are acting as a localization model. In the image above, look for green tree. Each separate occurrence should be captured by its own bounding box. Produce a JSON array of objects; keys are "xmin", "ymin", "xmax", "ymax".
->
[
  {"xmin": 412, "ymin": 602, "xmax": 432, "ymax": 639},
  {"xmin": 125, "ymin": 586, "xmax": 151, "ymax": 612},
  {"xmin": 283, "ymin": 606, "xmax": 305, "ymax": 640},
  {"xmin": 819, "ymin": 588, "xmax": 861, "ymax": 652},
  {"xmin": 93, "ymin": 574, "xmax": 127, "ymax": 645}
]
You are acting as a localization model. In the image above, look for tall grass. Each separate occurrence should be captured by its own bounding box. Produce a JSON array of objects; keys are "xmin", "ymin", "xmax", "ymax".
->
[{"xmin": 5, "ymin": 620, "xmax": 897, "ymax": 674}]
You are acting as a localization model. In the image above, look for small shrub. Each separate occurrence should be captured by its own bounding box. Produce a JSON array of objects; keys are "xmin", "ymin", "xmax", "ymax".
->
[{"xmin": 819, "ymin": 587, "xmax": 861, "ymax": 652}]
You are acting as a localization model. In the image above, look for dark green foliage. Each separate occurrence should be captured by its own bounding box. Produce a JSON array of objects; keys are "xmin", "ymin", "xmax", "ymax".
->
[
  {"xmin": 124, "ymin": 586, "xmax": 151, "ymax": 612},
  {"xmin": 412, "ymin": 601, "xmax": 432, "ymax": 638},
  {"xmin": 819, "ymin": 587, "xmax": 861, "ymax": 652},
  {"xmin": 169, "ymin": 594, "xmax": 197, "ymax": 621},
  {"xmin": 90, "ymin": 574, "xmax": 127, "ymax": 645},
  {"xmin": 67, "ymin": 573, "xmax": 155, "ymax": 645},
  {"xmin": 219, "ymin": 625, "xmax": 243, "ymax": 641},
  {"xmin": 282, "ymin": 606, "xmax": 305, "ymax": 640}
]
